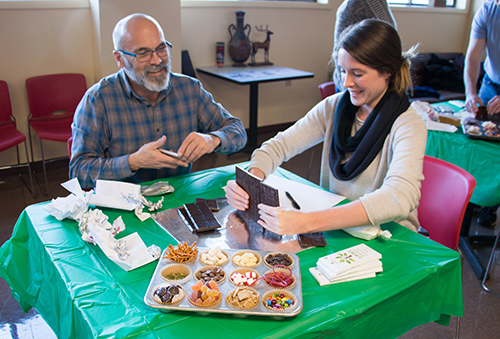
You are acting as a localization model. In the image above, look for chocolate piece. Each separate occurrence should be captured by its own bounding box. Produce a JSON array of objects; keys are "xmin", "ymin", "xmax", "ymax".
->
[
  {"xmin": 477, "ymin": 106, "xmax": 487, "ymax": 121},
  {"xmin": 167, "ymin": 284, "xmax": 180, "ymax": 295},
  {"xmin": 196, "ymin": 267, "xmax": 225, "ymax": 283},
  {"xmin": 299, "ymin": 232, "xmax": 327, "ymax": 248},
  {"xmin": 183, "ymin": 202, "xmax": 221, "ymax": 232},
  {"xmin": 195, "ymin": 198, "xmax": 220, "ymax": 212},
  {"xmin": 235, "ymin": 166, "xmax": 279, "ymax": 223},
  {"xmin": 177, "ymin": 207, "xmax": 197, "ymax": 234},
  {"xmin": 266, "ymin": 253, "xmax": 293, "ymax": 267}
]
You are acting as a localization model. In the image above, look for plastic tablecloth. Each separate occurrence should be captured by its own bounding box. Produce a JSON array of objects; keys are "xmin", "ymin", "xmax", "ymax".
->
[
  {"xmin": 0, "ymin": 163, "xmax": 462, "ymax": 339},
  {"xmin": 426, "ymin": 102, "xmax": 500, "ymax": 207}
]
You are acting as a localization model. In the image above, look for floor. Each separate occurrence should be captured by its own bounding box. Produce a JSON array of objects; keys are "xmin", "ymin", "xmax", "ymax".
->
[{"xmin": 0, "ymin": 133, "xmax": 499, "ymax": 339}]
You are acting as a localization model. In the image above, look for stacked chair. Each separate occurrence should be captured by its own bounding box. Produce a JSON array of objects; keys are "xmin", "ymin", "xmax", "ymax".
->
[
  {"xmin": 25, "ymin": 73, "xmax": 87, "ymax": 194},
  {"xmin": 0, "ymin": 80, "xmax": 35, "ymax": 198}
]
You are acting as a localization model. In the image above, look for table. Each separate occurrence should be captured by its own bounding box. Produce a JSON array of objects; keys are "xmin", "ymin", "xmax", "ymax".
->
[
  {"xmin": 196, "ymin": 65, "xmax": 314, "ymax": 151},
  {"xmin": 0, "ymin": 163, "xmax": 462, "ymax": 339},
  {"xmin": 426, "ymin": 101, "xmax": 500, "ymax": 278}
]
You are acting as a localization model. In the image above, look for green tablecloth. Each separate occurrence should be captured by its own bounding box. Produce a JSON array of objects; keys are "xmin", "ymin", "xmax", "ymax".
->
[
  {"xmin": 426, "ymin": 102, "xmax": 500, "ymax": 207},
  {"xmin": 0, "ymin": 164, "xmax": 462, "ymax": 339}
]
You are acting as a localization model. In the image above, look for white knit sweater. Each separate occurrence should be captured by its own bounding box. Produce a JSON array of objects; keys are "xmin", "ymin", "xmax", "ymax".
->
[{"xmin": 249, "ymin": 92, "xmax": 427, "ymax": 231}]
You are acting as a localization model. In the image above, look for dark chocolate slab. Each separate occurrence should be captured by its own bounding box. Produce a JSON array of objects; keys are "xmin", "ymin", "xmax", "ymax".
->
[
  {"xmin": 235, "ymin": 166, "xmax": 279, "ymax": 223},
  {"xmin": 298, "ymin": 232, "xmax": 327, "ymax": 248},
  {"xmin": 183, "ymin": 202, "xmax": 221, "ymax": 232},
  {"xmin": 195, "ymin": 198, "xmax": 220, "ymax": 212},
  {"xmin": 177, "ymin": 207, "xmax": 197, "ymax": 234}
]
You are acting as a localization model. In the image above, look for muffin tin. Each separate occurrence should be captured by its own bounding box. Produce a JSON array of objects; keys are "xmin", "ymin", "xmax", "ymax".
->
[
  {"xmin": 144, "ymin": 246, "xmax": 302, "ymax": 317},
  {"xmin": 462, "ymin": 119, "xmax": 500, "ymax": 142}
]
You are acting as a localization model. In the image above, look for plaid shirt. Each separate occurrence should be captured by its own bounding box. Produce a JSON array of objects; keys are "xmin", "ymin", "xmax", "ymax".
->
[{"xmin": 70, "ymin": 70, "xmax": 246, "ymax": 188}]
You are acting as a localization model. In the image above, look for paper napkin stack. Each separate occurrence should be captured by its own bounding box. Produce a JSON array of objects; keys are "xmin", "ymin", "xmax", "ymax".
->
[{"xmin": 309, "ymin": 243, "xmax": 383, "ymax": 286}]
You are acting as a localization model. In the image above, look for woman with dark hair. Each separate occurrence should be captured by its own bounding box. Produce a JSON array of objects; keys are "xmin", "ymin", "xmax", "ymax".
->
[
  {"xmin": 224, "ymin": 19, "xmax": 426, "ymax": 236},
  {"xmin": 333, "ymin": 0, "xmax": 397, "ymax": 92}
]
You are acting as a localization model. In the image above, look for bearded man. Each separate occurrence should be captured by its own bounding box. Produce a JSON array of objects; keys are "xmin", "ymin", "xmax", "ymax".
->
[{"xmin": 70, "ymin": 14, "xmax": 246, "ymax": 188}]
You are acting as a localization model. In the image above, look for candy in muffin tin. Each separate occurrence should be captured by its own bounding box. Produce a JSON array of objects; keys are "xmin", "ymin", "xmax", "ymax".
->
[
  {"xmin": 144, "ymin": 246, "xmax": 302, "ymax": 317},
  {"xmin": 462, "ymin": 119, "xmax": 500, "ymax": 142}
]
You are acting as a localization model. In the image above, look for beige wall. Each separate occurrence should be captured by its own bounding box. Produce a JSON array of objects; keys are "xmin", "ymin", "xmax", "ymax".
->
[
  {"xmin": 182, "ymin": 2, "xmax": 473, "ymax": 135},
  {"xmin": 0, "ymin": 0, "xmax": 475, "ymax": 167},
  {"xmin": 0, "ymin": 8, "xmax": 94, "ymax": 164}
]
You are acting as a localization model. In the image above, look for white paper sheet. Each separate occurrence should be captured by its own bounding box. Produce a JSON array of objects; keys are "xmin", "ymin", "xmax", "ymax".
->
[
  {"xmin": 89, "ymin": 180, "xmax": 141, "ymax": 211},
  {"xmin": 263, "ymin": 174, "xmax": 345, "ymax": 212}
]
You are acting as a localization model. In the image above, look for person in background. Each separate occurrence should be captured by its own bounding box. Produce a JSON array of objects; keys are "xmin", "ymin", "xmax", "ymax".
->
[
  {"xmin": 333, "ymin": 0, "xmax": 397, "ymax": 92},
  {"xmin": 70, "ymin": 13, "xmax": 246, "ymax": 189},
  {"xmin": 224, "ymin": 19, "xmax": 426, "ymax": 235},
  {"xmin": 464, "ymin": 0, "xmax": 500, "ymax": 227}
]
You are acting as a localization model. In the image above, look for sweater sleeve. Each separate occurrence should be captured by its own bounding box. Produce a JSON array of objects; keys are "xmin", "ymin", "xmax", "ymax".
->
[
  {"xmin": 249, "ymin": 99, "xmax": 332, "ymax": 178},
  {"xmin": 358, "ymin": 109, "xmax": 427, "ymax": 228}
]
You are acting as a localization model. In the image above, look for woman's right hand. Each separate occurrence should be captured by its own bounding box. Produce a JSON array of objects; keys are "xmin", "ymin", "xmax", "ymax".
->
[{"xmin": 223, "ymin": 180, "xmax": 249, "ymax": 211}]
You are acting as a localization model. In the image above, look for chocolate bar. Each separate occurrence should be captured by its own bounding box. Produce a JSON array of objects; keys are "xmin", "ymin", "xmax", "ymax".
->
[
  {"xmin": 177, "ymin": 207, "xmax": 197, "ymax": 234},
  {"xmin": 235, "ymin": 166, "xmax": 279, "ymax": 223},
  {"xmin": 195, "ymin": 198, "xmax": 219, "ymax": 212},
  {"xmin": 298, "ymin": 232, "xmax": 327, "ymax": 248},
  {"xmin": 183, "ymin": 201, "xmax": 221, "ymax": 233}
]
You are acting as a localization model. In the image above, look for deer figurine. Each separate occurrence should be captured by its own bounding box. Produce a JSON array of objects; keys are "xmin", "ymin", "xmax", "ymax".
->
[{"xmin": 250, "ymin": 25, "xmax": 274, "ymax": 65}]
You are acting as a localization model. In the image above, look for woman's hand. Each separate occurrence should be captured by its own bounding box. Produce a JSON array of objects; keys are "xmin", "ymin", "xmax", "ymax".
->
[
  {"xmin": 223, "ymin": 180, "xmax": 249, "ymax": 211},
  {"xmin": 257, "ymin": 204, "xmax": 307, "ymax": 235},
  {"xmin": 223, "ymin": 168, "xmax": 265, "ymax": 211}
]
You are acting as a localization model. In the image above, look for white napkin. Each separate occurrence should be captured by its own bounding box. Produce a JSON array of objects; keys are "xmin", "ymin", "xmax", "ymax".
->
[
  {"xmin": 44, "ymin": 179, "xmax": 92, "ymax": 220},
  {"xmin": 44, "ymin": 194, "xmax": 89, "ymax": 221},
  {"xmin": 87, "ymin": 223, "xmax": 156, "ymax": 271},
  {"xmin": 425, "ymin": 119, "xmax": 458, "ymax": 133},
  {"xmin": 454, "ymin": 109, "xmax": 475, "ymax": 124}
]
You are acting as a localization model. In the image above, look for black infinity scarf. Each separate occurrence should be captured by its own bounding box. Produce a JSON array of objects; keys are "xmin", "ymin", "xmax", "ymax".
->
[{"xmin": 329, "ymin": 90, "xmax": 410, "ymax": 181}]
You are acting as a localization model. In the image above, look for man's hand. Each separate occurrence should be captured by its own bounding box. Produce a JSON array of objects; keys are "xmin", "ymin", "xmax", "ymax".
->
[
  {"xmin": 128, "ymin": 136, "xmax": 188, "ymax": 172},
  {"xmin": 177, "ymin": 132, "xmax": 221, "ymax": 163},
  {"xmin": 465, "ymin": 94, "xmax": 483, "ymax": 115},
  {"xmin": 487, "ymin": 95, "xmax": 500, "ymax": 115}
]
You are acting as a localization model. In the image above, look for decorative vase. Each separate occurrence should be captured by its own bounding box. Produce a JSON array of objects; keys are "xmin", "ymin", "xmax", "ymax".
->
[{"xmin": 228, "ymin": 11, "xmax": 252, "ymax": 67}]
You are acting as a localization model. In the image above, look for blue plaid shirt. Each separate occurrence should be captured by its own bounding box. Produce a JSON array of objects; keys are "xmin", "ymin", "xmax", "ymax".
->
[{"xmin": 70, "ymin": 70, "xmax": 246, "ymax": 188}]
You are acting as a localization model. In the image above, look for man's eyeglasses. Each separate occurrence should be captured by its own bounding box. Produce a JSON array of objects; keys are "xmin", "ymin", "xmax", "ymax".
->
[{"xmin": 117, "ymin": 41, "xmax": 172, "ymax": 62}]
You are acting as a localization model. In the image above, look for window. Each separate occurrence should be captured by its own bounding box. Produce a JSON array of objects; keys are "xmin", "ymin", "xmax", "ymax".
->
[{"xmin": 388, "ymin": 0, "xmax": 456, "ymax": 8}]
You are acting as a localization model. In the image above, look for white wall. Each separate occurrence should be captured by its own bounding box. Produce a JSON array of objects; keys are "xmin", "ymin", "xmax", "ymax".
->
[{"xmin": 0, "ymin": 0, "xmax": 475, "ymax": 168}]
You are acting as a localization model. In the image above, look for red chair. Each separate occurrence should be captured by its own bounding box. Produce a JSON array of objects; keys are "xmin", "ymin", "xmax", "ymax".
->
[
  {"xmin": 0, "ymin": 80, "xmax": 35, "ymax": 198},
  {"xmin": 418, "ymin": 155, "xmax": 476, "ymax": 250},
  {"xmin": 418, "ymin": 156, "xmax": 475, "ymax": 337},
  {"xmin": 318, "ymin": 81, "xmax": 337, "ymax": 100},
  {"xmin": 26, "ymin": 73, "xmax": 87, "ymax": 195}
]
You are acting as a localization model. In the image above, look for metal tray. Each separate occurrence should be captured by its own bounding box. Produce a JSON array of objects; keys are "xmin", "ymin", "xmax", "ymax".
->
[
  {"xmin": 462, "ymin": 119, "xmax": 500, "ymax": 142},
  {"xmin": 144, "ymin": 247, "xmax": 302, "ymax": 318}
]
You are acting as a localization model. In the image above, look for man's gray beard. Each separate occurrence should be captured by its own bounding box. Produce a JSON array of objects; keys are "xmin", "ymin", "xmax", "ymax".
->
[{"xmin": 124, "ymin": 58, "xmax": 171, "ymax": 92}]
